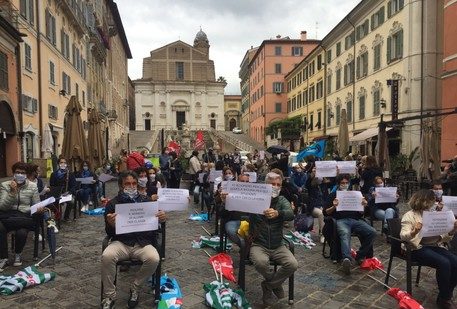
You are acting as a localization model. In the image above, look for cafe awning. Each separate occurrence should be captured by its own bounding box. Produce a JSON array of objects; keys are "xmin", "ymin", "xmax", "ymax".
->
[{"xmin": 349, "ymin": 127, "xmax": 392, "ymax": 142}]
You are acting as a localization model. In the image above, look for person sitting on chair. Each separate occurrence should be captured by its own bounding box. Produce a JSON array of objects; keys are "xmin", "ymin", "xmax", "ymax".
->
[
  {"xmin": 367, "ymin": 176, "xmax": 399, "ymax": 233},
  {"xmin": 101, "ymin": 170, "xmax": 166, "ymax": 309},
  {"xmin": 249, "ymin": 172, "xmax": 297, "ymax": 306},
  {"xmin": 75, "ymin": 161, "xmax": 97, "ymax": 212},
  {"xmin": 0, "ymin": 162, "xmax": 42, "ymax": 269},
  {"xmin": 401, "ymin": 189, "xmax": 457, "ymax": 309},
  {"xmin": 26, "ymin": 163, "xmax": 49, "ymax": 199},
  {"xmin": 49, "ymin": 156, "xmax": 77, "ymax": 221},
  {"xmin": 324, "ymin": 174, "xmax": 376, "ymax": 275}
]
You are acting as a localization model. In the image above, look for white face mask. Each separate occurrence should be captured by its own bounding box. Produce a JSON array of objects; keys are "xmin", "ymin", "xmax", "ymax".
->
[
  {"xmin": 124, "ymin": 187, "xmax": 138, "ymax": 199},
  {"xmin": 433, "ymin": 190, "xmax": 443, "ymax": 199},
  {"xmin": 271, "ymin": 187, "xmax": 281, "ymax": 198},
  {"xmin": 14, "ymin": 173, "xmax": 26, "ymax": 184},
  {"xmin": 59, "ymin": 163, "xmax": 67, "ymax": 170},
  {"xmin": 149, "ymin": 174, "xmax": 156, "ymax": 181},
  {"xmin": 225, "ymin": 175, "xmax": 234, "ymax": 181},
  {"xmin": 376, "ymin": 183, "xmax": 384, "ymax": 188},
  {"xmin": 105, "ymin": 165, "xmax": 111, "ymax": 170},
  {"xmin": 339, "ymin": 184, "xmax": 349, "ymax": 191},
  {"xmin": 138, "ymin": 177, "xmax": 148, "ymax": 188}
]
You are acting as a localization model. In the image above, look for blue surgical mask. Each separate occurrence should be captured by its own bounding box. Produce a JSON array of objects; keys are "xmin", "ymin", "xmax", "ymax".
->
[{"xmin": 14, "ymin": 173, "xmax": 26, "ymax": 184}]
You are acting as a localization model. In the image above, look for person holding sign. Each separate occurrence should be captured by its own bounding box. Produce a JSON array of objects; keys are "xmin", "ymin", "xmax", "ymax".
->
[
  {"xmin": 367, "ymin": 176, "xmax": 399, "ymax": 233},
  {"xmin": 400, "ymin": 189, "xmax": 457, "ymax": 309},
  {"xmin": 432, "ymin": 180, "xmax": 445, "ymax": 211},
  {"xmin": 249, "ymin": 172, "xmax": 297, "ymax": 307},
  {"xmin": 0, "ymin": 162, "xmax": 41, "ymax": 269},
  {"xmin": 49, "ymin": 156, "xmax": 77, "ymax": 221},
  {"xmin": 324, "ymin": 174, "xmax": 376, "ymax": 275},
  {"xmin": 101, "ymin": 171, "xmax": 166, "ymax": 309},
  {"xmin": 75, "ymin": 160, "xmax": 97, "ymax": 212}
]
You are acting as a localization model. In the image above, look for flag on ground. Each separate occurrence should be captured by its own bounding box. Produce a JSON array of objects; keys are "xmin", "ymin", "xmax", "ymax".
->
[
  {"xmin": 204, "ymin": 281, "xmax": 252, "ymax": 309},
  {"xmin": 195, "ymin": 130, "xmax": 205, "ymax": 150},
  {"xmin": 360, "ymin": 257, "xmax": 384, "ymax": 270},
  {"xmin": 296, "ymin": 139, "xmax": 326, "ymax": 161},
  {"xmin": 191, "ymin": 236, "xmax": 232, "ymax": 251},
  {"xmin": 0, "ymin": 266, "xmax": 55, "ymax": 295},
  {"xmin": 158, "ymin": 274, "xmax": 183, "ymax": 309},
  {"xmin": 387, "ymin": 288, "xmax": 424, "ymax": 309},
  {"xmin": 208, "ymin": 253, "xmax": 237, "ymax": 283}
]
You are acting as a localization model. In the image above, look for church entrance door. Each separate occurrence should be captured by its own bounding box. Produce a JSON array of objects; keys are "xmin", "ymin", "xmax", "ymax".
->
[
  {"xmin": 176, "ymin": 111, "xmax": 186, "ymax": 130},
  {"xmin": 229, "ymin": 118, "xmax": 236, "ymax": 131},
  {"xmin": 210, "ymin": 119, "xmax": 216, "ymax": 129}
]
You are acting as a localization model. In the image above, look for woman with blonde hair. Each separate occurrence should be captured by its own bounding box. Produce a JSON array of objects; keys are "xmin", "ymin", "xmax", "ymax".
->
[{"xmin": 401, "ymin": 189, "xmax": 457, "ymax": 308}]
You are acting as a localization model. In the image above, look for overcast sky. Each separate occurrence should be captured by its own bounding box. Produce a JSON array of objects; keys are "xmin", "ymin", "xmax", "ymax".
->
[{"xmin": 115, "ymin": 0, "xmax": 361, "ymax": 94}]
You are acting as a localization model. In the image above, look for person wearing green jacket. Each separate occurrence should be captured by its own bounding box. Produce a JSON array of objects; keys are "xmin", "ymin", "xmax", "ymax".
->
[{"xmin": 249, "ymin": 172, "xmax": 297, "ymax": 306}]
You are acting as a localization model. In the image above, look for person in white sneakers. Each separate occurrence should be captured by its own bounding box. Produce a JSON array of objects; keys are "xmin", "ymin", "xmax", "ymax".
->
[{"xmin": 0, "ymin": 162, "xmax": 42, "ymax": 269}]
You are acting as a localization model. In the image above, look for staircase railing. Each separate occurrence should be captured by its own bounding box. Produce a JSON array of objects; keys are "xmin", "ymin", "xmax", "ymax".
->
[{"xmin": 209, "ymin": 129, "xmax": 254, "ymax": 152}]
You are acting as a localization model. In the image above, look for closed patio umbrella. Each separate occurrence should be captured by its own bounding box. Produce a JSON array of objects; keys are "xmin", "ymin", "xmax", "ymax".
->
[
  {"xmin": 61, "ymin": 96, "xmax": 89, "ymax": 169},
  {"xmin": 87, "ymin": 108, "xmax": 105, "ymax": 169},
  {"xmin": 41, "ymin": 123, "xmax": 54, "ymax": 155},
  {"xmin": 420, "ymin": 118, "xmax": 441, "ymax": 181},
  {"xmin": 375, "ymin": 126, "xmax": 390, "ymax": 174},
  {"xmin": 337, "ymin": 109, "xmax": 349, "ymax": 157}
]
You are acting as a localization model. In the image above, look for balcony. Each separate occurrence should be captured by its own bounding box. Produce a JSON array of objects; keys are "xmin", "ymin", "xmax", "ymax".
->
[
  {"xmin": 106, "ymin": 109, "xmax": 118, "ymax": 121},
  {"xmin": 57, "ymin": 0, "xmax": 87, "ymax": 35},
  {"xmin": 0, "ymin": 1, "xmax": 20, "ymax": 31}
]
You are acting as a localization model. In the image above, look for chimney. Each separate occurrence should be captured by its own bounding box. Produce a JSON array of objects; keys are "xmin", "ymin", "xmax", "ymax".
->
[
  {"xmin": 300, "ymin": 31, "xmax": 307, "ymax": 40},
  {"xmin": 276, "ymin": 34, "xmax": 281, "ymax": 39}
]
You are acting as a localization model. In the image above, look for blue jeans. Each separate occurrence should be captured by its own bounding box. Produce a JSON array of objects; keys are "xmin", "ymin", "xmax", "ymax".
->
[
  {"xmin": 225, "ymin": 220, "xmax": 241, "ymax": 247},
  {"xmin": 77, "ymin": 187, "xmax": 93, "ymax": 204},
  {"xmin": 411, "ymin": 246, "xmax": 457, "ymax": 300},
  {"xmin": 336, "ymin": 218, "xmax": 376, "ymax": 260},
  {"xmin": 374, "ymin": 208, "xmax": 396, "ymax": 229}
]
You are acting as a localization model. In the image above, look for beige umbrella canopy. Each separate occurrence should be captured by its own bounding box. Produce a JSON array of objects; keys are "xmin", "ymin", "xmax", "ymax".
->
[
  {"xmin": 61, "ymin": 96, "xmax": 89, "ymax": 169},
  {"xmin": 375, "ymin": 126, "xmax": 390, "ymax": 173},
  {"xmin": 337, "ymin": 108, "xmax": 349, "ymax": 157},
  {"xmin": 87, "ymin": 108, "xmax": 105, "ymax": 169}
]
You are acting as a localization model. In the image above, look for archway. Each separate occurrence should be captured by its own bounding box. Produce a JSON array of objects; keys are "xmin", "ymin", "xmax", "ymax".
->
[
  {"xmin": 0, "ymin": 101, "xmax": 16, "ymax": 176},
  {"xmin": 229, "ymin": 118, "xmax": 236, "ymax": 131}
]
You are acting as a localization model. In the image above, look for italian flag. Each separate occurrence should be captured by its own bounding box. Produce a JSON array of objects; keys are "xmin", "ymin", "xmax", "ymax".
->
[{"xmin": 0, "ymin": 266, "xmax": 56, "ymax": 295}]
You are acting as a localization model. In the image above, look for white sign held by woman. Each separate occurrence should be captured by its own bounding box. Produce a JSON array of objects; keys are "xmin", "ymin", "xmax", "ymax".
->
[
  {"xmin": 115, "ymin": 202, "xmax": 159, "ymax": 235},
  {"xmin": 158, "ymin": 188, "xmax": 189, "ymax": 211},
  {"xmin": 336, "ymin": 161, "xmax": 357, "ymax": 174},
  {"xmin": 375, "ymin": 187, "xmax": 398, "ymax": 203},
  {"xmin": 315, "ymin": 161, "xmax": 338, "ymax": 178},
  {"xmin": 225, "ymin": 182, "xmax": 272, "ymax": 214},
  {"xmin": 420, "ymin": 210, "xmax": 455, "ymax": 237}
]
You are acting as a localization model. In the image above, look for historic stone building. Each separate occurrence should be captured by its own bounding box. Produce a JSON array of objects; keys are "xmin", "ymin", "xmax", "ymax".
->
[
  {"xmin": 134, "ymin": 29, "xmax": 226, "ymax": 131},
  {"xmin": 224, "ymin": 95, "xmax": 242, "ymax": 131}
]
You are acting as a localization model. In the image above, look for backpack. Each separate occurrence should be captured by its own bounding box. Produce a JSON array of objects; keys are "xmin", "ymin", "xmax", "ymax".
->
[
  {"xmin": 294, "ymin": 213, "xmax": 314, "ymax": 233},
  {"xmin": 126, "ymin": 152, "xmax": 144, "ymax": 170}
]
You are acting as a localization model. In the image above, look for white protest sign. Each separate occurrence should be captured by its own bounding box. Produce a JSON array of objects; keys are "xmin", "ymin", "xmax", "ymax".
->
[
  {"xmin": 157, "ymin": 188, "xmax": 189, "ymax": 211},
  {"xmin": 443, "ymin": 196, "xmax": 457, "ymax": 215},
  {"xmin": 259, "ymin": 151, "xmax": 265, "ymax": 160},
  {"xmin": 59, "ymin": 194, "xmax": 73, "ymax": 204},
  {"xmin": 221, "ymin": 181, "xmax": 230, "ymax": 192},
  {"xmin": 245, "ymin": 172, "xmax": 257, "ymax": 183},
  {"xmin": 421, "ymin": 210, "xmax": 455, "ymax": 237},
  {"xmin": 76, "ymin": 177, "xmax": 94, "ymax": 184},
  {"xmin": 99, "ymin": 173, "xmax": 116, "ymax": 183},
  {"xmin": 336, "ymin": 191, "xmax": 364, "ymax": 212},
  {"xmin": 209, "ymin": 169, "xmax": 223, "ymax": 182},
  {"xmin": 115, "ymin": 202, "xmax": 159, "ymax": 235},
  {"xmin": 31, "ymin": 197, "xmax": 56, "ymax": 215},
  {"xmin": 375, "ymin": 187, "xmax": 398, "ymax": 203},
  {"xmin": 315, "ymin": 161, "xmax": 338, "ymax": 178},
  {"xmin": 225, "ymin": 182, "xmax": 272, "ymax": 214},
  {"xmin": 336, "ymin": 161, "xmax": 357, "ymax": 175},
  {"xmin": 198, "ymin": 173, "xmax": 205, "ymax": 183}
]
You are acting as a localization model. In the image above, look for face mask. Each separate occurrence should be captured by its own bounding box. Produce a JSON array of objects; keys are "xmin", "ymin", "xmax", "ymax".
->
[
  {"xmin": 433, "ymin": 190, "xmax": 443, "ymax": 199},
  {"xmin": 138, "ymin": 177, "xmax": 148, "ymax": 188},
  {"xmin": 59, "ymin": 163, "xmax": 67, "ymax": 170},
  {"xmin": 340, "ymin": 184, "xmax": 349, "ymax": 191},
  {"xmin": 106, "ymin": 165, "xmax": 111, "ymax": 170},
  {"xmin": 83, "ymin": 166, "xmax": 89, "ymax": 171},
  {"xmin": 271, "ymin": 187, "xmax": 281, "ymax": 198},
  {"xmin": 376, "ymin": 183, "xmax": 384, "ymax": 188},
  {"xmin": 14, "ymin": 173, "xmax": 26, "ymax": 184},
  {"xmin": 124, "ymin": 187, "xmax": 138, "ymax": 199},
  {"xmin": 149, "ymin": 174, "xmax": 156, "ymax": 181},
  {"xmin": 225, "ymin": 175, "xmax": 234, "ymax": 181}
]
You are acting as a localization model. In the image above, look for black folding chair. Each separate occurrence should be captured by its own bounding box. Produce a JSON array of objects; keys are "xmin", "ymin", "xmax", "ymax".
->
[{"xmin": 10, "ymin": 214, "xmax": 45, "ymax": 260}]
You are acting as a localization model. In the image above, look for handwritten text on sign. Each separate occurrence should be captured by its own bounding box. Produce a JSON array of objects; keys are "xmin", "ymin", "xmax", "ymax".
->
[
  {"xmin": 421, "ymin": 210, "xmax": 455, "ymax": 237},
  {"xmin": 157, "ymin": 188, "xmax": 189, "ymax": 211},
  {"xmin": 225, "ymin": 182, "xmax": 272, "ymax": 214},
  {"xmin": 442, "ymin": 196, "xmax": 457, "ymax": 215},
  {"xmin": 375, "ymin": 187, "xmax": 398, "ymax": 204},
  {"xmin": 315, "ymin": 161, "xmax": 338, "ymax": 178},
  {"xmin": 336, "ymin": 191, "xmax": 364, "ymax": 212},
  {"xmin": 115, "ymin": 202, "xmax": 158, "ymax": 235}
]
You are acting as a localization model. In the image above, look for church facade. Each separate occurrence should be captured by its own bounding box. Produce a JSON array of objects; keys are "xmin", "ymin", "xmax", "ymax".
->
[{"xmin": 134, "ymin": 30, "xmax": 226, "ymax": 131}]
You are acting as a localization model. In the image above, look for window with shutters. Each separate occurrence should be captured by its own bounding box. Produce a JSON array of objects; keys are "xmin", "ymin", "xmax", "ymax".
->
[
  {"xmin": 303, "ymin": 89, "xmax": 308, "ymax": 105},
  {"xmin": 356, "ymin": 20, "xmax": 369, "ymax": 41},
  {"xmin": 20, "ymin": 0, "xmax": 34, "ymax": 25},
  {"xmin": 25, "ymin": 43, "xmax": 32, "ymax": 71},
  {"xmin": 292, "ymin": 46, "xmax": 303, "ymax": 56},
  {"xmin": 327, "ymin": 108, "xmax": 332, "ymax": 127},
  {"xmin": 347, "ymin": 101, "xmax": 353, "ymax": 123},
  {"xmin": 275, "ymin": 63, "xmax": 281, "ymax": 74},
  {"xmin": 49, "ymin": 61, "xmax": 55, "ymax": 84},
  {"xmin": 0, "ymin": 52, "xmax": 8, "ymax": 91},
  {"xmin": 336, "ymin": 42, "xmax": 341, "ymax": 56},
  {"xmin": 371, "ymin": 7, "xmax": 385, "ymax": 30},
  {"xmin": 336, "ymin": 105, "xmax": 341, "ymax": 125},
  {"xmin": 336, "ymin": 68, "xmax": 341, "ymax": 90},
  {"xmin": 297, "ymin": 72, "xmax": 302, "ymax": 85},
  {"xmin": 359, "ymin": 95, "xmax": 366, "ymax": 119},
  {"xmin": 373, "ymin": 89, "xmax": 381, "ymax": 116},
  {"xmin": 273, "ymin": 82, "xmax": 283, "ymax": 93},
  {"xmin": 317, "ymin": 111, "xmax": 322, "ymax": 129},
  {"xmin": 309, "ymin": 113, "xmax": 314, "ymax": 131},
  {"xmin": 316, "ymin": 80, "xmax": 323, "ymax": 99},
  {"xmin": 309, "ymin": 61, "xmax": 315, "ymax": 76},
  {"xmin": 82, "ymin": 90, "xmax": 85, "ymax": 107},
  {"xmin": 287, "ymin": 100, "xmax": 291, "ymax": 113},
  {"xmin": 317, "ymin": 54, "xmax": 323, "ymax": 70},
  {"xmin": 345, "ymin": 32, "xmax": 355, "ymax": 50},
  {"xmin": 344, "ymin": 60, "xmax": 355, "ymax": 85},
  {"xmin": 62, "ymin": 72, "xmax": 71, "ymax": 94},
  {"xmin": 297, "ymin": 93, "xmax": 302, "ymax": 108},
  {"xmin": 387, "ymin": 0, "xmax": 404, "ymax": 18},
  {"xmin": 275, "ymin": 46, "xmax": 282, "ymax": 56},
  {"xmin": 292, "ymin": 97, "xmax": 296, "ymax": 111},
  {"xmin": 275, "ymin": 103, "xmax": 281, "ymax": 113},
  {"xmin": 303, "ymin": 67, "xmax": 308, "ymax": 80},
  {"xmin": 75, "ymin": 83, "xmax": 79, "ymax": 101},
  {"xmin": 45, "ymin": 9, "xmax": 56, "ymax": 45},
  {"xmin": 309, "ymin": 85, "xmax": 315, "ymax": 102},
  {"xmin": 374, "ymin": 44, "xmax": 381, "ymax": 71},
  {"xmin": 61, "ymin": 30, "xmax": 70, "ymax": 60},
  {"xmin": 326, "ymin": 50, "xmax": 332, "ymax": 64},
  {"xmin": 22, "ymin": 95, "xmax": 37, "ymax": 113},
  {"xmin": 327, "ymin": 74, "xmax": 332, "ymax": 94},
  {"xmin": 387, "ymin": 29, "xmax": 403, "ymax": 63},
  {"xmin": 356, "ymin": 52, "xmax": 368, "ymax": 79},
  {"xmin": 48, "ymin": 104, "xmax": 58, "ymax": 120}
]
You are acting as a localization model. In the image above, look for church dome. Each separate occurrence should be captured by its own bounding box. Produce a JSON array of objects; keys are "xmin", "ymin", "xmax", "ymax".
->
[{"xmin": 194, "ymin": 28, "xmax": 208, "ymax": 44}]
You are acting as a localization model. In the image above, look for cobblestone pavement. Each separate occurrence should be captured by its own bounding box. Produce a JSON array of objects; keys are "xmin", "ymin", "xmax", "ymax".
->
[{"xmin": 0, "ymin": 180, "xmax": 443, "ymax": 308}]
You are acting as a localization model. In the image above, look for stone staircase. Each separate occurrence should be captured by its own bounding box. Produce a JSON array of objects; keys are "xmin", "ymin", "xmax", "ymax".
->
[
  {"xmin": 209, "ymin": 129, "xmax": 264, "ymax": 152},
  {"xmin": 129, "ymin": 130, "xmax": 160, "ymax": 153}
]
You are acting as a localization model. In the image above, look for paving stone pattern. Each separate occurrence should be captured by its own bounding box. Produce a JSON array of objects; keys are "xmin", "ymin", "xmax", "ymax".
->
[{"xmin": 0, "ymin": 180, "xmax": 444, "ymax": 308}]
